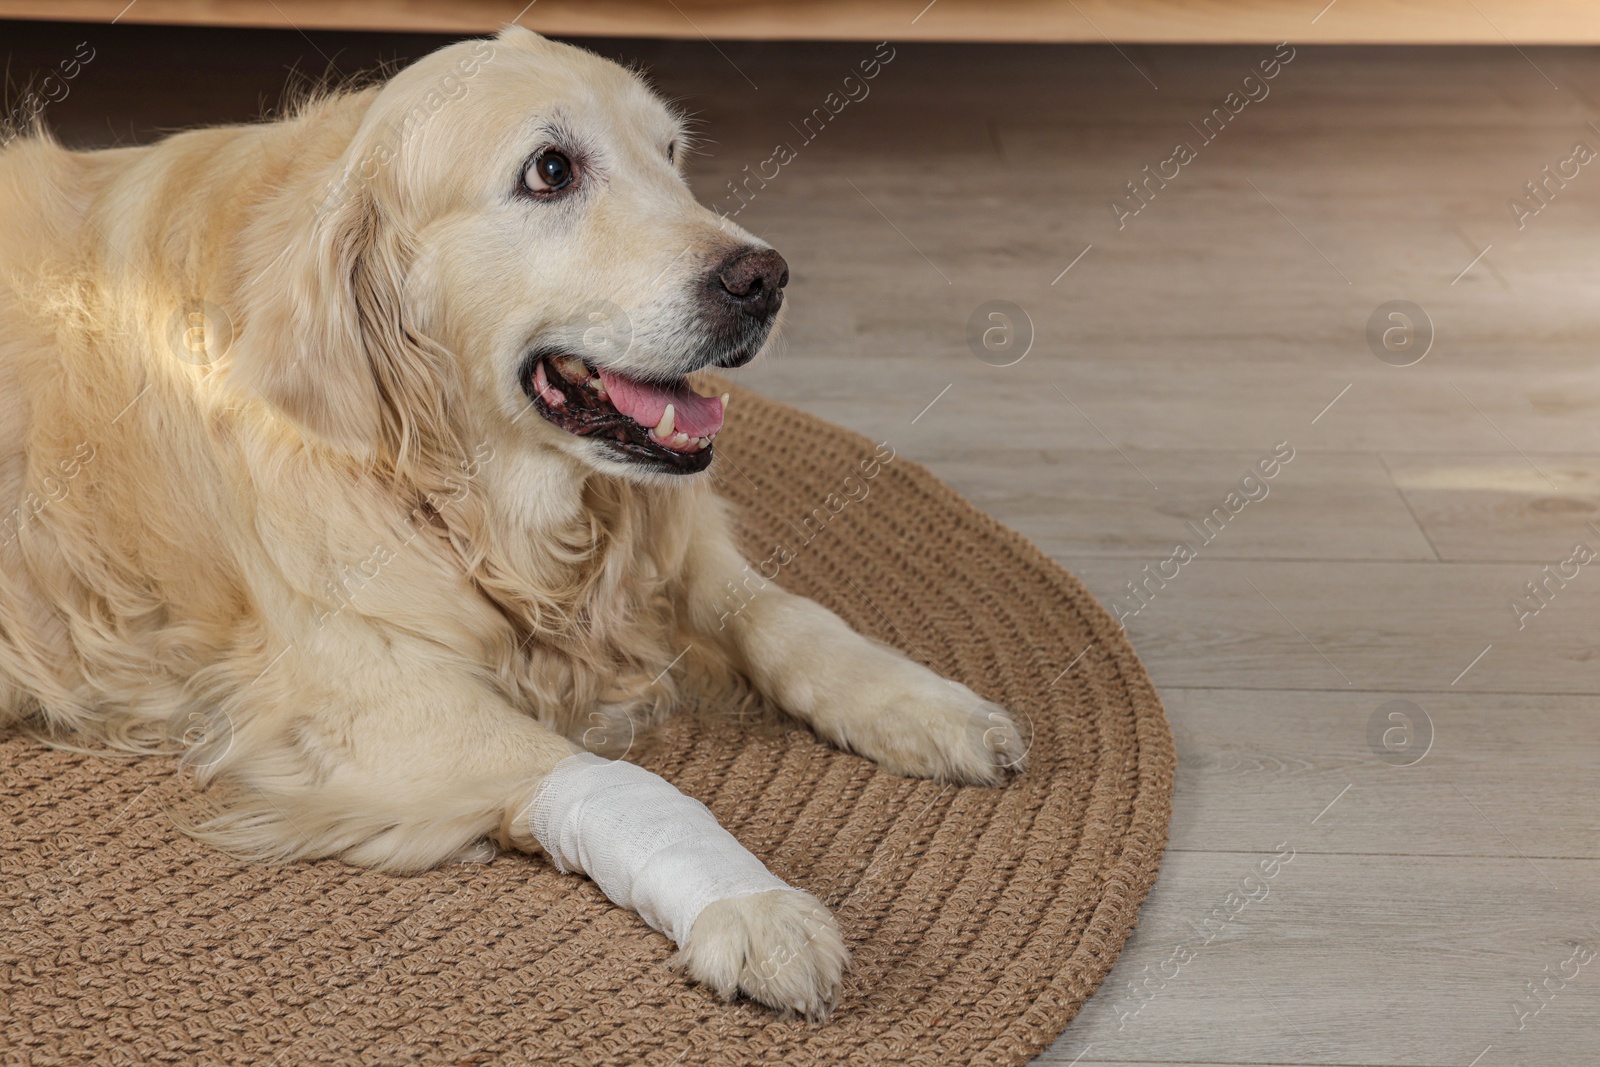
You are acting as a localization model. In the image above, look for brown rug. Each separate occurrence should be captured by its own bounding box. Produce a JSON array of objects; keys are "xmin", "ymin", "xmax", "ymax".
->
[{"xmin": 0, "ymin": 383, "xmax": 1174, "ymax": 1066}]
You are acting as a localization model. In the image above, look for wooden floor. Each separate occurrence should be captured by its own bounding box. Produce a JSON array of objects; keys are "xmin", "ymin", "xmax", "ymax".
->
[{"xmin": 7, "ymin": 19, "xmax": 1599, "ymax": 1067}]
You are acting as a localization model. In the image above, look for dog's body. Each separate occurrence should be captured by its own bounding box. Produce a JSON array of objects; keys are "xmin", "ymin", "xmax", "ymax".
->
[{"xmin": 0, "ymin": 28, "xmax": 1022, "ymax": 1015}]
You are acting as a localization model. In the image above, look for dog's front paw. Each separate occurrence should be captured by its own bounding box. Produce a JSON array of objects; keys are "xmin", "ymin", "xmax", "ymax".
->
[
  {"xmin": 677, "ymin": 889, "xmax": 846, "ymax": 1019},
  {"xmin": 834, "ymin": 675, "xmax": 1029, "ymax": 786}
]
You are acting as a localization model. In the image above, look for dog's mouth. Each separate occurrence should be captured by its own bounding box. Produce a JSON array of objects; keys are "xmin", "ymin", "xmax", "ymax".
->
[{"xmin": 523, "ymin": 355, "xmax": 726, "ymax": 474}]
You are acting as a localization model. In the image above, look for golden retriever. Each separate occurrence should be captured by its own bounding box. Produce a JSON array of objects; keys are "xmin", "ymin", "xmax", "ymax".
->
[{"xmin": 0, "ymin": 27, "xmax": 1024, "ymax": 1017}]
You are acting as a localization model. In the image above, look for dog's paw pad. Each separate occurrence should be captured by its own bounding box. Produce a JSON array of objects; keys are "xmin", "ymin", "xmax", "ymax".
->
[
  {"xmin": 846, "ymin": 681, "xmax": 1030, "ymax": 786},
  {"xmin": 676, "ymin": 889, "xmax": 846, "ymax": 1019},
  {"xmin": 967, "ymin": 700, "xmax": 1030, "ymax": 779}
]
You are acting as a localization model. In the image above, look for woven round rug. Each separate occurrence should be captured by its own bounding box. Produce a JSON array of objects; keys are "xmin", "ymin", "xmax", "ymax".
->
[{"xmin": 0, "ymin": 382, "xmax": 1173, "ymax": 1067}]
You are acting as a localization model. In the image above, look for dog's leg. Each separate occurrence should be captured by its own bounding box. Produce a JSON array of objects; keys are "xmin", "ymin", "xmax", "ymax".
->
[
  {"xmin": 525, "ymin": 752, "xmax": 845, "ymax": 1017},
  {"xmin": 206, "ymin": 646, "xmax": 842, "ymax": 1016},
  {"xmin": 685, "ymin": 511, "xmax": 1027, "ymax": 785}
]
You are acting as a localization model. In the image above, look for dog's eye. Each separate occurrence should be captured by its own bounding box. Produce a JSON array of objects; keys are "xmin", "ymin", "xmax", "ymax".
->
[{"xmin": 524, "ymin": 149, "xmax": 573, "ymax": 194}]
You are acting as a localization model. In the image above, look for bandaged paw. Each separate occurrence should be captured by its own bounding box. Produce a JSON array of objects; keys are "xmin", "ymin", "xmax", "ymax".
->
[{"xmin": 528, "ymin": 752, "xmax": 794, "ymax": 945}]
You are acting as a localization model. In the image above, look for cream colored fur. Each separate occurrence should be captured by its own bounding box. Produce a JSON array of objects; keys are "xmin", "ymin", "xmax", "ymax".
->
[{"xmin": 0, "ymin": 27, "xmax": 1024, "ymax": 1016}]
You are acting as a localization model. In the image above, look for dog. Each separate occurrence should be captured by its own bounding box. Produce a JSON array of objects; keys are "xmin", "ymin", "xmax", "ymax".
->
[{"xmin": 0, "ymin": 27, "xmax": 1024, "ymax": 1017}]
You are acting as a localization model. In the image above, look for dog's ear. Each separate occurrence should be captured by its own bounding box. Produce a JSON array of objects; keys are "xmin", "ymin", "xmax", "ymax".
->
[
  {"xmin": 230, "ymin": 187, "xmax": 385, "ymax": 455},
  {"xmin": 231, "ymin": 182, "xmax": 457, "ymax": 473}
]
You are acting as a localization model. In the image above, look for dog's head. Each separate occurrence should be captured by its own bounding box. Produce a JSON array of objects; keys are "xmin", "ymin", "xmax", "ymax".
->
[{"xmin": 236, "ymin": 27, "xmax": 782, "ymax": 481}]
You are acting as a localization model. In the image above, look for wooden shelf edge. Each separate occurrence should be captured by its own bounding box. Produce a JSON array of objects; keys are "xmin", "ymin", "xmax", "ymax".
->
[{"xmin": 3, "ymin": 0, "xmax": 1600, "ymax": 44}]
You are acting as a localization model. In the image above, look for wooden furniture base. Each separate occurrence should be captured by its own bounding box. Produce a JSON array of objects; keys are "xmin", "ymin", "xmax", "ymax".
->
[{"xmin": 2, "ymin": 0, "xmax": 1600, "ymax": 44}]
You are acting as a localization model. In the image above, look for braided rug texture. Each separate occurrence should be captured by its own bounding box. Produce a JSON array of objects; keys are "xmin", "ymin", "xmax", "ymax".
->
[{"xmin": 1, "ymin": 382, "xmax": 1174, "ymax": 1066}]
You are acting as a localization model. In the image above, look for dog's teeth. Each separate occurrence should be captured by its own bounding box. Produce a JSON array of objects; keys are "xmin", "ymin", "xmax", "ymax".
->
[
  {"xmin": 653, "ymin": 404, "xmax": 675, "ymax": 439},
  {"xmin": 553, "ymin": 356, "xmax": 589, "ymax": 382},
  {"xmin": 672, "ymin": 432, "xmax": 689, "ymax": 447},
  {"xmin": 719, "ymin": 393, "xmax": 729, "ymax": 411}
]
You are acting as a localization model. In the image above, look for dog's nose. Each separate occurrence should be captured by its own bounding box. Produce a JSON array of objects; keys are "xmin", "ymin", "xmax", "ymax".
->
[{"xmin": 716, "ymin": 247, "xmax": 789, "ymax": 319}]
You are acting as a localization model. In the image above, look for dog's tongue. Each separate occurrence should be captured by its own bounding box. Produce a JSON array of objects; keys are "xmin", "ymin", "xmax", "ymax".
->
[{"xmin": 597, "ymin": 370, "xmax": 725, "ymax": 438}]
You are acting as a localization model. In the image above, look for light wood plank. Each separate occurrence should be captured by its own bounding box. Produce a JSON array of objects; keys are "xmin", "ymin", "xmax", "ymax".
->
[
  {"xmin": 913, "ymin": 448, "xmax": 1436, "ymax": 562},
  {"xmin": 1160, "ymin": 688, "xmax": 1600, "ymax": 859},
  {"xmin": 740, "ymin": 359, "xmax": 1600, "ymax": 457},
  {"xmin": 1384, "ymin": 453, "xmax": 1600, "ymax": 563},
  {"xmin": 1066, "ymin": 559, "xmax": 1600, "ymax": 694},
  {"xmin": 1043, "ymin": 853, "xmax": 1600, "ymax": 1066}
]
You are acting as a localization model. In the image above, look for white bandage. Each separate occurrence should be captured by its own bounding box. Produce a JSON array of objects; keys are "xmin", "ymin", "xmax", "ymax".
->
[{"xmin": 529, "ymin": 752, "xmax": 794, "ymax": 945}]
